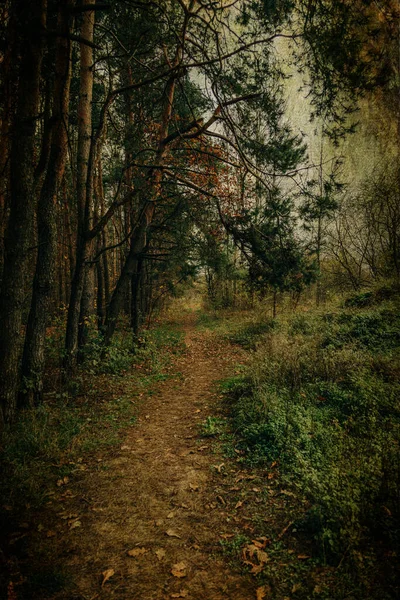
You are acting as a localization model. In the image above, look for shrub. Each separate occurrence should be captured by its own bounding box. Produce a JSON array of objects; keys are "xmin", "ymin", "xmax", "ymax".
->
[{"xmin": 223, "ymin": 297, "xmax": 400, "ymax": 564}]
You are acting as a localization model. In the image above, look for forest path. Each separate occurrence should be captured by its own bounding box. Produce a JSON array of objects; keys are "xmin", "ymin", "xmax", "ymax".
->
[{"xmin": 53, "ymin": 309, "xmax": 258, "ymax": 600}]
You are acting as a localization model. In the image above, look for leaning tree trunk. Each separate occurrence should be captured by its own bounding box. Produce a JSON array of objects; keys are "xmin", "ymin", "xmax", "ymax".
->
[
  {"xmin": 103, "ymin": 69, "xmax": 179, "ymax": 347},
  {"xmin": 0, "ymin": 0, "xmax": 45, "ymax": 427},
  {"xmin": 20, "ymin": 0, "xmax": 74, "ymax": 407}
]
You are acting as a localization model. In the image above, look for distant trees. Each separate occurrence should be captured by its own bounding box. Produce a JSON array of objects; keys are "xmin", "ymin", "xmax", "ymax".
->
[{"xmin": 328, "ymin": 161, "xmax": 400, "ymax": 289}]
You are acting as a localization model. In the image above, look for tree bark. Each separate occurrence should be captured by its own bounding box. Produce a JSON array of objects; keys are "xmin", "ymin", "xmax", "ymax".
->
[
  {"xmin": 64, "ymin": 0, "xmax": 95, "ymax": 373},
  {"xmin": 20, "ymin": 0, "xmax": 74, "ymax": 407},
  {"xmin": 0, "ymin": 0, "xmax": 46, "ymax": 426}
]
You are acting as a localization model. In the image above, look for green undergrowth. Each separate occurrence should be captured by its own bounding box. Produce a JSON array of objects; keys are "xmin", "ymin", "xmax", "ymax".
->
[
  {"xmin": 219, "ymin": 286, "xmax": 400, "ymax": 598},
  {"xmin": 196, "ymin": 307, "xmax": 276, "ymax": 350},
  {"xmin": 0, "ymin": 322, "xmax": 185, "ymax": 513}
]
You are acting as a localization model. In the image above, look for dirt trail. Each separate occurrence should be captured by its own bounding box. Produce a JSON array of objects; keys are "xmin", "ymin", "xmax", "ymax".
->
[{"xmin": 49, "ymin": 312, "xmax": 257, "ymax": 599}]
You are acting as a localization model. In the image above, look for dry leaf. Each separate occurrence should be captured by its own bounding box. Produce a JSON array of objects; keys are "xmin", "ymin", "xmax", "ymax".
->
[
  {"xmin": 216, "ymin": 495, "xmax": 226, "ymax": 505},
  {"xmin": 56, "ymin": 476, "xmax": 69, "ymax": 487},
  {"xmin": 235, "ymin": 500, "xmax": 244, "ymax": 509},
  {"xmin": 165, "ymin": 529, "xmax": 181, "ymax": 538},
  {"xmin": 155, "ymin": 519, "xmax": 163, "ymax": 526},
  {"xmin": 297, "ymin": 553, "xmax": 311, "ymax": 560},
  {"xmin": 167, "ymin": 511, "xmax": 175, "ymax": 519},
  {"xmin": 249, "ymin": 563, "xmax": 264, "ymax": 575},
  {"xmin": 170, "ymin": 591, "xmax": 188, "ymax": 598},
  {"xmin": 242, "ymin": 543, "xmax": 270, "ymax": 575},
  {"xmin": 46, "ymin": 530, "xmax": 56, "ymax": 538},
  {"xmin": 189, "ymin": 483, "xmax": 199, "ymax": 491},
  {"xmin": 69, "ymin": 520, "xmax": 81, "ymax": 530},
  {"xmin": 220, "ymin": 533, "xmax": 235, "ymax": 539},
  {"xmin": 101, "ymin": 568, "xmax": 115, "ymax": 587},
  {"xmin": 213, "ymin": 463, "xmax": 225, "ymax": 473},
  {"xmin": 171, "ymin": 562, "xmax": 187, "ymax": 578},
  {"xmin": 252, "ymin": 538, "xmax": 268, "ymax": 549},
  {"xmin": 256, "ymin": 585, "xmax": 271, "ymax": 599},
  {"xmin": 292, "ymin": 583, "xmax": 301, "ymax": 593},
  {"xmin": 194, "ymin": 409, "xmax": 201, "ymax": 413},
  {"xmin": 155, "ymin": 548, "xmax": 166, "ymax": 561},
  {"xmin": 127, "ymin": 547, "xmax": 148, "ymax": 558}
]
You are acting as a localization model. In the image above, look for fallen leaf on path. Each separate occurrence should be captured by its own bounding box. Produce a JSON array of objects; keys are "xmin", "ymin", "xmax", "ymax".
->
[
  {"xmin": 235, "ymin": 500, "xmax": 244, "ymax": 509},
  {"xmin": 292, "ymin": 583, "xmax": 302, "ymax": 593},
  {"xmin": 171, "ymin": 562, "xmax": 187, "ymax": 578},
  {"xmin": 216, "ymin": 495, "xmax": 226, "ymax": 505},
  {"xmin": 297, "ymin": 553, "xmax": 311, "ymax": 560},
  {"xmin": 69, "ymin": 520, "xmax": 81, "ymax": 530},
  {"xmin": 256, "ymin": 585, "xmax": 271, "ymax": 599},
  {"xmin": 170, "ymin": 591, "xmax": 188, "ymax": 598},
  {"xmin": 155, "ymin": 548, "xmax": 166, "ymax": 561},
  {"xmin": 252, "ymin": 537, "xmax": 269, "ymax": 549},
  {"xmin": 101, "ymin": 569, "xmax": 115, "ymax": 587},
  {"xmin": 121, "ymin": 445, "xmax": 131, "ymax": 450},
  {"xmin": 242, "ymin": 543, "xmax": 270, "ymax": 576},
  {"xmin": 189, "ymin": 483, "xmax": 199, "ymax": 491},
  {"xmin": 155, "ymin": 519, "xmax": 163, "ymax": 526},
  {"xmin": 220, "ymin": 533, "xmax": 235, "ymax": 539},
  {"xmin": 127, "ymin": 547, "xmax": 148, "ymax": 558},
  {"xmin": 167, "ymin": 511, "xmax": 175, "ymax": 519},
  {"xmin": 56, "ymin": 476, "xmax": 69, "ymax": 487},
  {"xmin": 194, "ymin": 409, "xmax": 201, "ymax": 413},
  {"xmin": 166, "ymin": 529, "xmax": 181, "ymax": 538},
  {"xmin": 198, "ymin": 445, "xmax": 208, "ymax": 451}
]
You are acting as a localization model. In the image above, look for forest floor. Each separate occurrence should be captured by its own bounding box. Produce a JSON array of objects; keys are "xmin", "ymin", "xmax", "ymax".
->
[
  {"xmin": 6, "ymin": 306, "xmax": 293, "ymax": 600},
  {"xmin": 2, "ymin": 292, "xmax": 399, "ymax": 600}
]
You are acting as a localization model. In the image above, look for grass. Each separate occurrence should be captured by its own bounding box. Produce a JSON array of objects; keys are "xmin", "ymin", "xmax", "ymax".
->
[
  {"xmin": 215, "ymin": 285, "xmax": 400, "ymax": 599},
  {"xmin": 0, "ymin": 320, "xmax": 185, "ymax": 513}
]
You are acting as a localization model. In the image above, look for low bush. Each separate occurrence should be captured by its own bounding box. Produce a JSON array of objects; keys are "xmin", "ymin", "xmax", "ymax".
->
[{"xmin": 223, "ymin": 296, "xmax": 400, "ymax": 570}]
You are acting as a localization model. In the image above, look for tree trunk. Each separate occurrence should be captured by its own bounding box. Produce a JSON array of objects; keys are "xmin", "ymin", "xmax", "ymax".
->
[
  {"xmin": 78, "ymin": 264, "xmax": 95, "ymax": 357},
  {"xmin": 103, "ymin": 68, "xmax": 179, "ymax": 346},
  {"xmin": 0, "ymin": 0, "xmax": 45, "ymax": 426},
  {"xmin": 103, "ymin": 208, "xmax": 153, "ymax": 346},
  {"xmin": 131, "ymin": 256, "xmax": 144, "ymax": 337},
  {"xmin": 20, "ymin": 0, "xmax": 74, "ymax": 407},
  {"xmin": 64, "ymin": 0, "xmax": 95, "ymax": 373}
]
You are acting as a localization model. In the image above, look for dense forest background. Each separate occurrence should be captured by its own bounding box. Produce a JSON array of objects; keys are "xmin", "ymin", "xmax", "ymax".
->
[{"xmin": 0, "ymin": 1, "xmax": 399, "ymax": 598}]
